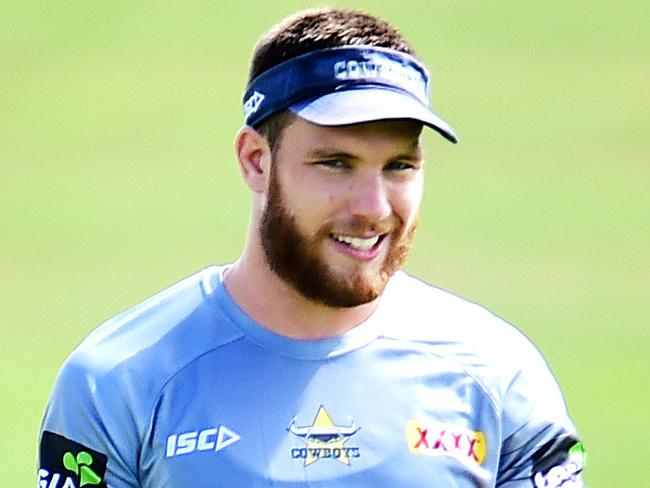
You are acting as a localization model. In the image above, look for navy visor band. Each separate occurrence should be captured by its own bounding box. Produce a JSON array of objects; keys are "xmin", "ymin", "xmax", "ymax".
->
[{"xmin": 242, "ymin": 46, "xmax": 458, "ymax": 143}]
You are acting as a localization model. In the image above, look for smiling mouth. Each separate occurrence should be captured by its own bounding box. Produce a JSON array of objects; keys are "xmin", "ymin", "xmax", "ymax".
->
[{"xmin": 330, "ymin": 233, "xmax": 384, "ymax": 251}]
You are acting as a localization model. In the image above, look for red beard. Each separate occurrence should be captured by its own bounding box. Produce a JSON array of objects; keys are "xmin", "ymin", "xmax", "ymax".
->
[{"xmin": 260, "ymin": 163, "xmax": 417, "ymax": 308}]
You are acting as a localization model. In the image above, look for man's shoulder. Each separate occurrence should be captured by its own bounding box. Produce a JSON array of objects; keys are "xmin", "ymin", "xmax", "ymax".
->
[
  {"xmin": 385, "ymin": 271, "xmax": 526, "ymax": 342},
  {"xmin": 60, "ymin": 266, "xmax": 242, "ymax": 396},
  {"xmin": 382, "ymin": 271, "xmax": 548, "ymax": 397}
]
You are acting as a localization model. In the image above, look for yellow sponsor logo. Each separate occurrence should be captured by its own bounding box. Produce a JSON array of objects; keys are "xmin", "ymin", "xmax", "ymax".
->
[{"xmin": 406, "ymin": 419, "xmax": 487, "ymax": 465}]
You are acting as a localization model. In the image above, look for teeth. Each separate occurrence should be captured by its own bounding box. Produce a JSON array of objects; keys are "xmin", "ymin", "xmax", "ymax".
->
[{"xmin": 333, "ymin": 234, "xmax": 380, "ymax": 250}]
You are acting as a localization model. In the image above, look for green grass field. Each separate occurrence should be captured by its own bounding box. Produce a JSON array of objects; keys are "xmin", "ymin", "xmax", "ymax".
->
[{"xmin": 2, "ymin": 1, "xmax": 648, "ymax": 485}]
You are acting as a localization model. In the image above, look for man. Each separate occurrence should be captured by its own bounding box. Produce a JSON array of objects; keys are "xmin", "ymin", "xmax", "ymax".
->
[{"xmin": 38, "ymin": 8, "xmax": 586, "ymax": 487}]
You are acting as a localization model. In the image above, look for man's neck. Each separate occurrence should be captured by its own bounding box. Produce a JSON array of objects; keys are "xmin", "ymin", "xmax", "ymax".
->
[{"xmin": 223, "ymin": 253, "xmax": 380, "ymax": 340}]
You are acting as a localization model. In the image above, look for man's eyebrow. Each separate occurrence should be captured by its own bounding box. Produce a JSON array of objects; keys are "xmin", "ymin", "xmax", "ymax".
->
[
  {"xmin": 396, "ymin": 149, "xmax": 422, "ymax": 161},
  {"xmin": 306, "ymin": 148, "xmax": 359, "ymax": 160},
  {"xmin": 307, "ymin": 142, "xmax": 422, "ymax": 161}
]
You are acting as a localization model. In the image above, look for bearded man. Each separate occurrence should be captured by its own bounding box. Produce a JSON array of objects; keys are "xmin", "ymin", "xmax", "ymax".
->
[{"xmin": 38, "ymin": 8, "xmax": 585, "ymax": 487}]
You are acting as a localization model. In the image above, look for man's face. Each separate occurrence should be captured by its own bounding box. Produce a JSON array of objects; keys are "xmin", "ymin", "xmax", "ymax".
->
[{"xmin": 260, "ymin": 117, "xmax": 424, "ymax": 308}]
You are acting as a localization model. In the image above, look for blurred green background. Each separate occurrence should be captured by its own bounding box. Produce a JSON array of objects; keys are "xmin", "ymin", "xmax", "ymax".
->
[{"xmin": 2, "ymin": 1, "xmax": 648, "ymax": 485}]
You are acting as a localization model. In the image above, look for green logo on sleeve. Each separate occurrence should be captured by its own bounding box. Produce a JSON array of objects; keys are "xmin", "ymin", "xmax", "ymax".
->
[
  {"xmin": 62, "ymin": 451, "xmax": 103, "ymax": 487},
  {"xmin": 39, "ymin": 431, "xmax": 108, "ymax": 488},
  {"xmin": 568, "ymin": 441, "xmax": 586, "ymax": 464}
]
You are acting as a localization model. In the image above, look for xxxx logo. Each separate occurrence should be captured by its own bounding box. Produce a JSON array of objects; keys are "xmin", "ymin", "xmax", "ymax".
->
[
  {"xmin": 406, "ymin": 420, "xmax": 487, "ymax": 465},
  {"xmin": 62, "ymin": 451, "xmax": 103, "ymax": 486}
]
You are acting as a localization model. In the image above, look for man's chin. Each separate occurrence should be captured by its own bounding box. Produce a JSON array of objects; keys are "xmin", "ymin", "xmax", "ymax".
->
[
  {"xmin": 315, "ymin": 287, "xmax": 381, "ymax": 309},
  {"xmin": 312, "ymin": 270, "xmax": 387, "ymax": 308}
]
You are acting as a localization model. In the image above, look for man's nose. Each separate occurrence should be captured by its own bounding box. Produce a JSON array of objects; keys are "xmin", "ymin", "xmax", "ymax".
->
[{"xmin": 347, "ymin": 172, "xmax": 391, "ymax": 222}]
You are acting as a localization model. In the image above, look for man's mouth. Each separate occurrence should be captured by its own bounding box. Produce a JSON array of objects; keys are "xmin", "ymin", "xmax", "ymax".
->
[{"xmin": 330, "ymin": 233, "xmax": 383, "ymax": 251}]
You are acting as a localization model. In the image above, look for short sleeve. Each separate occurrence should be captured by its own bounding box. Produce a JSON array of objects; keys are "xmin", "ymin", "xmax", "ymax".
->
[
  {"xmin": 38, "ymin": 353, "xmax": 141, "ymax": 488},
  {"xmin": 495, "ymin": 342, "xmax": 586, "ymax": 487}
]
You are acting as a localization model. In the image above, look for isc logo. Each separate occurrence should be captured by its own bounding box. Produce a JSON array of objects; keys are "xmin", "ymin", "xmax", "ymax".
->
[{"xmin": 165, "ymin": 425, "xmax": 240, "ymax": 458}]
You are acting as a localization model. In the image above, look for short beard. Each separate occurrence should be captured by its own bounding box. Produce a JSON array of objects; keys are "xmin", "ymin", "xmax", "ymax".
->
[{"xmin": 260, "ymin": 163, "xmax": 417, "ymax": 308}]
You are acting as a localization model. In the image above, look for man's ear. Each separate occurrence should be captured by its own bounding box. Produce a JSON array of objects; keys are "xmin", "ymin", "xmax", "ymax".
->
[{"xmin": 235, "ymin": 126, "xmax": 272, "ymax": 193}]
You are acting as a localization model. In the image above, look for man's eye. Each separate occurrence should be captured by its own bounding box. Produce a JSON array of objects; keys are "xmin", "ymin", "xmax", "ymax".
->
[
  {"xmin": 385, "ymin": 161, "xmax": 416, "ymax": 171},
  {"xmin": 317, "ymin": 159, "xmax": 347, "ymax": 169}
]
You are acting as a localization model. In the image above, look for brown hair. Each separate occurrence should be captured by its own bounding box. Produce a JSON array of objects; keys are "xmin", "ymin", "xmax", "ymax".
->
[{"xmin": 248, "ymin": 8, "xmax": 417, "ymax": 153}]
